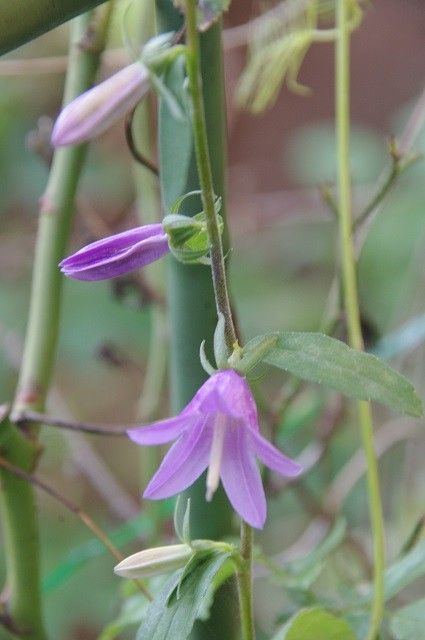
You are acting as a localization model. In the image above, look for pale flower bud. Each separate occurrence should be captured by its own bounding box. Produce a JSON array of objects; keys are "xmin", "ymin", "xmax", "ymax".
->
[
  {"xmin": 51, "ymin": 62, "xmax": 149, "ymax": 146},
  {"xmin": 114, "ymin": 544, "xmax": 193, "ymax": 579}
]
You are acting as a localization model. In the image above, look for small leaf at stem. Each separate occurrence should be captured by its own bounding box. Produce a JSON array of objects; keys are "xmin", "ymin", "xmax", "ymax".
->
[{"xmin": 213, "ymin": 313, "xmax": 229, "ymax": 368}]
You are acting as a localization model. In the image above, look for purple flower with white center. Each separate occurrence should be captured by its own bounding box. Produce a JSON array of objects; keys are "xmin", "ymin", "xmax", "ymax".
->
[
  {"xmin": 60, "ymin": 224, "xmax": 169, "ymax": 281},
  {"xmin": 128, "ymin": 369, "xmax": 302, "ymax": 529},
  {"xmin": 51, "ymin": 62, "xmax": 150, "ymax": 146}
]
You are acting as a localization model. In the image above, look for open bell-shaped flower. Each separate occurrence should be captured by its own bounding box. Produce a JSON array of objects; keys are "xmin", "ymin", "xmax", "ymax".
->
[
  {"xmin": 59, "ymin": 223, "xmax": 169, "ymax": 281},
  {"xmin": 127, "ymin": 369, "xmax": 302, "ymax": 529},
  {"xmin": 51, "ymin": 62, "xmax": 150, "ymax": 146}
]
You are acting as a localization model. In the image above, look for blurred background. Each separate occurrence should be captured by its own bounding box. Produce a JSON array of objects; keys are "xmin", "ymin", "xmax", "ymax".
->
[{"xmin": 0, "ymin": 0, "xmax": 424, "ymax": 637}]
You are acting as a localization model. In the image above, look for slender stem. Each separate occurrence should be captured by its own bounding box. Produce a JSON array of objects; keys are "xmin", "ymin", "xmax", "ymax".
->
[
  {"xmin": 0, "ymin": 10, "xmax": 112, "ymax": 640},
  {"xmin": 184, "ymin": 2, "xmax": 254, "ymax": 638},
  {"xmin": 184, "ymin": 0, "xmax": 237, "ymax": 351},
  {"xmin": 335, "ymin": 3, "xmax": 385, "ymax": 640},
  {"xmin": 0, "ymin": 454, "xmax": 152, "ymax": 601},
  {"xmin": 237, "ymin": 522, "xmax": 256, "ymax": 640}
]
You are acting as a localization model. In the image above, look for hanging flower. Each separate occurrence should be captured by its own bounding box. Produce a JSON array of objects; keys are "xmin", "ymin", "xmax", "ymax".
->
[
  {"xmin": 59, "ymin": 224, "xmax": 169, "ymax": 281},
  {"xmin": 51, "ymin": 62, "xmax": 150, "ymax": 146},
  {"xmin": 128, "ymin": 369, "xmax": 302, "ymax": 529}
]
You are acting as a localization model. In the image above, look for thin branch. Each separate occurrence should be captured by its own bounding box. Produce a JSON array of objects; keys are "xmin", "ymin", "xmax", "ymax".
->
[
  {"xmin": 13, "ymin": 410, "xmax": 132, "ymax": 437},
  {"xmin": 355, "ymin": 141, "xmax": 421, "ymax": 229},
  {"xmin": 0, "ymin": 454, "xmax": 152, "ymax": 601},
  {"xmin": 355, "ymin": 86, "xmax": 425, "ymax": 250},
  {"xmin": 125, "ymin": 107, "xmax": 159, "ymax": 175}
]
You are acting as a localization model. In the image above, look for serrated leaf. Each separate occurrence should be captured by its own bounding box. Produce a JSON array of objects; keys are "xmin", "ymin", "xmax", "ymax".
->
[
  {"xmin": 273, "ymin": 607, "xmax": 356, "ymax": 640},
  {"xmin": 136, "ymin": 551, "xmax": 231, "ymax": 640},
  {"xmin": 245, "ymin": 332, "xmax": 422, "ymax": 417},
  {"xmin": 391, "ymin": 598, "xmax": 425, "ymax": 640}
]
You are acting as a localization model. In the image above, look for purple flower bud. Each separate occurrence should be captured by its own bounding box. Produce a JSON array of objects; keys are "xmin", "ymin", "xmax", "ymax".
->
[
  {"xmin": 128, "ymin": 369, "xmax": 303, "ymax": 529},
  {"xmin": 59, "ymin": 224, "xmax": 169, "ymax": 281},
  {"xmin": 51, "ymin": 62, "xmax": 150, "ymax": 146}
]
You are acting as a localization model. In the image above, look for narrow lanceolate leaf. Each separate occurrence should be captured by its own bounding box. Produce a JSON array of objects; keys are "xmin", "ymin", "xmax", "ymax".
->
[
  {"xmin": 244, "ymin": 332, "xmax": 423, "ymax": 417},
  {"xmin": 348, "ymin": 539, "xmax": 425, "ymax": 609},
  {"xmin": 136, "ymin": 551, "xmax": 232, "ymax": 640},
  {"xmin": 273, "ymin": 607, "xmax": 356, "ymax": 640}
]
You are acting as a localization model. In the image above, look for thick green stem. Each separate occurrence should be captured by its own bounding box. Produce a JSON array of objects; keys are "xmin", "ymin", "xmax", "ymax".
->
[
  {"xmin": 0, "ymin": 0, "xmax": 109, "ymax": 55},
  {"xmin": 184, "ymin": 2, "xmax": 255, "ymax": 638},
  {"xmin": 0, "ymin": 10, "xmax": 111, "ymax": 640},
  {"xmin": 335, "ymin": 3, "xmax": 385, "ymax": 639},
  {"xmin": 156, "ymin": 2, "xmax": 238, "ymax": 638}
]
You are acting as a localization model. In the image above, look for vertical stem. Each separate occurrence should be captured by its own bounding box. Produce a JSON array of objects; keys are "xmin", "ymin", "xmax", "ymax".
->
[
  {"xmin": 0, "ymin": 9, "xmax": 111, "ymax": 640},
  {"xmin": 184, "ymin": 3, "xmax": 254, "ymax": 639},
  {"xmin": 237, "ymin": 521, "xmax": 256, "ymax": 640},
  {"xmin": 335, "ymin": 3, "xmax": 385, "ymax": 639},
  {"xmin": 184, "ymin": 0, "xmax": 237, "ymax": 351}
]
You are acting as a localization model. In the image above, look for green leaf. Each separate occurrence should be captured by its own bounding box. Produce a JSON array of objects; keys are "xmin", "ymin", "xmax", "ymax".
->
[
  {"xmin": 245, "ymin": 331, "xmax": 423, "ymax": 417},
  {"xmin": 384, "ymin": 539, "xmax": 425, "ymax": 601},
  {"xmin": 264, "ymin": 519, "xmax": 346, "ymax": 591},
  {"xmin": 273, "ymin": 607, "xmax": 356, "ymax": 640},
  {"xmin": 391, "ymin": 598, "xmax": 425, "ymax": 640},
  {"xmin": 158, "ymin": 57, "xmax": 192, "ymax": 211},
  {"xmin": 136, "ymin": 551, "xmax": 231, "ymax": 640}
]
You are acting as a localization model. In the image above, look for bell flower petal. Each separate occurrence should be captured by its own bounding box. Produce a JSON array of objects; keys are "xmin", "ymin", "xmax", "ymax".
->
[
  {"xmin": 248, "ymin": 428, "xmax": 303, "ymax": 477},
  {"xmin": 59, "ymin": 224, "xmax": 169, "ymax": 281},
  {"xmin": 220, "ymin": 425, "xmax": 266, "ymax": 529},
  {"xmin": 127, "ymin": 369, "xmax": 302, "ymax": 529},
  {"xmin": 127, "ymin": 413, "xmax": 200, "ymax": 446},
  {"xmin": 52, "ymin": 62, "xmax": 150, "ymax": 146},
  {"xmin": 143, "ymin": 417, "xmax": 212, "ymax": 500}
]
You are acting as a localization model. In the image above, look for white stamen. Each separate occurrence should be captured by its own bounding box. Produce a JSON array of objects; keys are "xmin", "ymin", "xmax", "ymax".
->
[{"xmin": 206, "ymin": 413, "xmax": 226, "ymax": 501}]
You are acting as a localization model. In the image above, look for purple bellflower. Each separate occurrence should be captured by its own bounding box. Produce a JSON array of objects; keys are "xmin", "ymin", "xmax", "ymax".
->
[
  {"xmin": 51, "ymin": 62, "xmax": 149, "ymax": 146},
  {"xmin": 60, "ymin": 224, "xmax": 169, "ymax": 281},
  {"xmin": 128, "ymin": 369, "xmax": 302, "ymax": 529}
]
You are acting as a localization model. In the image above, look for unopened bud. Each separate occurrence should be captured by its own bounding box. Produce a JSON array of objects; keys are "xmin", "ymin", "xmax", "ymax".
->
[{"xmin": 114, "ymin": 544, "xmax": 193, "ymax": 579}]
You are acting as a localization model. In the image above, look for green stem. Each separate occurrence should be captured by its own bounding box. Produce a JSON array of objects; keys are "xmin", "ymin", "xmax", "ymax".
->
[
  {"xmin": 184, "ymin": 3, "xmax": 254, "ymax": 638},
  {"xmin": 13, "ymin": 7, "xmax": 112, "ymax": 417},
  {"xmin": 237, "ymin": 521, "xmax": 256, "ymax": 640},
  {"xmin": 0, "ymin": 0, "xmax": 108, "ymax": 55},
  {"xmin": 0, "ymin": 10, "xmax": 111, "ymax": 640},
  {"xmin": 335, "ymin": 3, "xmax": 385, "ymax": 640},
  {"xmin": 184, "ymin": 0, "xmax": 237, "ymax": 352}
]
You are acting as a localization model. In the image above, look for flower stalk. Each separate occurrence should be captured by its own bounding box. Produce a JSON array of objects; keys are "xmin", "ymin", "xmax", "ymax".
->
[
  {"xmin": 183, "ymin": 1, "xmax": 254, "ymax": 637},
  {"xmin": 335, "ymin": 2, "xmax": 385, "ymax": 639},
  {"xmin": 184, "ymin": 0, "xmax": 237, "ymax": 352}
]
